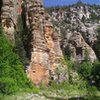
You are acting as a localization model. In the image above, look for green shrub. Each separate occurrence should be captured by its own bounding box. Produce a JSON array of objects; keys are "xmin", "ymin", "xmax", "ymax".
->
[
  {"xmin": 78, "ymin": 61, "xmax": 93, "ymax": 79},
  {"xmin": 86, "ymin": 86, "xmax": 98, "ymax": 99},
  {"xmin": 0, "ymin": 26, "xmax": 34, "ymax": 94},
  {"xmin": 93, "ymin": 27, "xmax": 100, "ymax": 60},
  {"xmin": 0, "ymin": 77, "xmax": 18, "ymax": 94},
  {"xmin": 92, "ymin": 61, "xmax": 100, "ymax": 90}
]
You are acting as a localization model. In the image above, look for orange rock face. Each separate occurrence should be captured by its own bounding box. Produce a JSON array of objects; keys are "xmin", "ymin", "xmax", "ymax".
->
[
  {"xmin": 27, "ymin": 64, "xmax": 49, "ymax": 86},
  {"xmin": 44, "ymin": 24, "xmax": 54, "ymax": 49}
]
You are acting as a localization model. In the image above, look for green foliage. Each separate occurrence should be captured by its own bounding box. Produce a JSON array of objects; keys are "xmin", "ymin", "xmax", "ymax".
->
[
  {"xmin": 92, "ymin": 61, "xmax": 100, "ymax": 90},
  {"xmin": 93, "ymin": 27, "xmax": 100, "ymax": 60},
  {"xmin": 84, "ymin": 48, "xmax": 90, "ymax": 62},
  {"xmin": 0, "ymin": 27, "xmax": 35, "ymax": 94},
  {"xmin": 86, "ymin": 86, "xmax": 99, "ymax": 99},
  {"xmin": 46, "ymin": 3, "xmax": 100, "ymax": 97},
  {"xmin": 0, "ymin": 77, "xmax": 18, "ymax": 94},
  {"xmin": 81, "ymin": 16, "xmax": 86, "ymax": 23},
  {"xmin": 46, "ymin": 6, "xmax": 69, "ymax": 15},
  {"xmin": 78, "ymin": 61, "xmax": 93, "ymax": 78},
  {"xmin": 43, "ymin": 81, "xmax": 88, "ymax": 98},
  {"xmin": 62, "ymin": 47, "xmax": 71, "ymax": 60},
  {"xmin": 43, "ymin": 79, "xmax": 100, "ymax": 99},
  {"xmin": 90, "ymin": 12, "xmax": 99, "ymax": 22},
  {"xmin": 90, "ymin": 5, "xmax": 100, "ymax": 22},
  {"xmin": 94, "ymin": 44, "xmax": 100, "ymax": 60},
  {"xmin": 77, "ymin": 60, "xmax": 100, "ymax": 90}
]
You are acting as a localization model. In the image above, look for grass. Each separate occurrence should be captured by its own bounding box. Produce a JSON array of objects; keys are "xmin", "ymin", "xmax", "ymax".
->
[
  {"xmin": 41, "ymin": 81, "xmax": 100, "ymax": 100},
  {"xmin": 0, "ymin": 82, "xmax": 100, "ymax": 100},
  {"xmin": 42, "ymin": 82, "xmax": 86, "ymax": 97},
  {"xmin": 0, "ymin": 90, "xmax": 39, "ymax": 100},
  {"xmin": 0, "ymin": 86, "xmax": 40, "ymax": 100},
  {"xmin": 0, "ymin": 92, "xmax": 33, "ymax": 100}
]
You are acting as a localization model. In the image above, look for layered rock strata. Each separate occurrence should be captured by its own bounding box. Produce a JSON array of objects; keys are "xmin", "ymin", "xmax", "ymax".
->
[
  {"xmin": 0, "ymin": 0, "xmax": 67, "ymax": 85},
  {"xmin": 48, "ymin": 3, "xmax": 99, "ymax": 62},
  {"xmin": 25, "ymin": 0, "xmax": 64, "ymax": 85},
  {"xmin": 63, "ymin": 31, "xmax": 97, "ymax": 62},
  {"xmin": 0, "ymin": 0, "xmax": 22, "ymax": 43}
]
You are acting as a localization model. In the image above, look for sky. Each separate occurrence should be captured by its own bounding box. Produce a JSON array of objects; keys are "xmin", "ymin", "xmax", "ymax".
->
[{"xmin": 44, "ymin": 0, "xmax": 100, "ymax": 7}]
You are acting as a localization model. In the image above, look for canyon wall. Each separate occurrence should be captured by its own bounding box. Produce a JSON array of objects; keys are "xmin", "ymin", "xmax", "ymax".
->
[
  {"xmin": 25, "ymin": 0, "xmax": 65, "ymax": 85},
  {"xmin": 0, "ymin": 0, "xmax": 22, "ymax": 44},
  {"xmin": 0, "ymin": 0, "xmax": 66, "ymax": 85},
  {"xmin": 48, "ymin": 3, "xmax": 99, "ymax": 63},
  {"xmin": 1, "ymin": 1, "xmax": 98, "ymax": 86}
]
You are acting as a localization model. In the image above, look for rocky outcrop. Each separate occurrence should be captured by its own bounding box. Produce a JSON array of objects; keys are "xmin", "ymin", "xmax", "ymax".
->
[
  {"xmin": 48, "ymin": 2, "xmax": 99, "ymax": 62},
  {"xmin": 24, "ymin": 0, "xmax": 64, "ymax": 85},
  {"xmin": 0, "ymin": 0, "xmax": 22, "ymax": 44},
  {"xmin": 0, "ymin": 0, "xmax": 65, "ymax": 85},
  {"xmin": 63, "ymin": 31, "xmax": 97, "ymax": 62},
  {"xmin": 0, "ymin": 0, "xmax": 99, "ymax": 86}
]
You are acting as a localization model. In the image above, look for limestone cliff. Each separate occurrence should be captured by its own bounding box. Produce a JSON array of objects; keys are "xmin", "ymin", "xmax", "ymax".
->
[
  {"xmin": 0, "ymin": 0, "xmax": 22, "ymax": 44},
  {"xmin": 47, "ymin": 2, "xmax": 100, "ymax": 62},
  {"xmin": 64, "ymin": 31, "xmax": 97, "ymax": 62},
  {"xmin": 25, "ymin": 0, "xmax": 65, "ymax": 85},
  {"xmin": 0, "ymin": 0, "xmax": 65, "ymax": 85},
  {"xmin": 1, "ymin": 1, "xmax": 99, "ymax": 86}
]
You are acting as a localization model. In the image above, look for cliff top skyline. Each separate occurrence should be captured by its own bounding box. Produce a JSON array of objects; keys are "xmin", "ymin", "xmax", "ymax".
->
[{"xmin": 44, "ymin": 0, "xmax": 100, "ymax": 7}]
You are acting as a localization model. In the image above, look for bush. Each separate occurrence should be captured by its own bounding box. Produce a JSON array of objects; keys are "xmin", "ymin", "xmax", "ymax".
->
[
  {"xmin": 93, "ymin": 27, "xmax": 100, "ymax": 60},
  {"xmin": 86, "ymin": 86, "xmax": 98, "ymax": 99},
  {"xmin": 0, "ymin": 77, "xmax": 18, "ymax": 94},
  {"xmin": 92, "ymin": 61, "xmax": 100, "ymax": 90},
  {"xmin": 78, "ymin": 61, "xmax": 93, "ymax": 79},
  {"xmin": 0, "ymin": 26, "xmax": 33, "ymax": 94}
]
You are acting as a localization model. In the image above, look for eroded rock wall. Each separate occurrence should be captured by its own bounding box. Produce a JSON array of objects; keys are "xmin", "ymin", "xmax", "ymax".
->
[
  {"xmin": 48, "ymin": 3, "xmax": 99, "ymax": 63},
  {"xmin": 0, "ymin": 0, "xmax": 22, "ymax": 43},
  {"xmin": 0, "ymin": 0, "xmax": 67, "ymax": 85},
  {"xmin": 25, "ymin": 0, "xmax": 64, "ymax": 85},
  {"xmin": 65, "ymin": 31, "xmax": 97, "ymax": 62}
]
